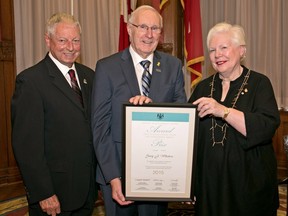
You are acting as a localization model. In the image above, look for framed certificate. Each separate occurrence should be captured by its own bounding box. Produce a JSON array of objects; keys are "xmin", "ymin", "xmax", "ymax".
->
[{"xmin": 122, "ymin": 103, "xmax": 198, "ymax": 201}]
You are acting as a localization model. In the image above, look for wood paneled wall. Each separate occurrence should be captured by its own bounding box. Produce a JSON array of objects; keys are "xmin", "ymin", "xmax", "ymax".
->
[
  {"xmin": 0, "ymin": 0, "xmax": 25, "ymax": 201},
  {"xmin": 273, "ymin": 111, "xmax": 288, "ymax": 180},
  {"xmin": 137, "ymin": 0, "xmax": 183, "ymax": 60}
]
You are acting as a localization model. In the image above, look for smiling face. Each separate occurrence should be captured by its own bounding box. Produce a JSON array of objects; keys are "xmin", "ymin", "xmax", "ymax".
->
[
  {"xmin": 45, "ymin": 21, "xmax": 81, "ymax": 68},
  {"xmin": 127, "ymin": 9, "xmax": 162, "ymax": 59},
  {"xmin": 208, "ymin": 32, "xmax": 245, "ymax": 76}
]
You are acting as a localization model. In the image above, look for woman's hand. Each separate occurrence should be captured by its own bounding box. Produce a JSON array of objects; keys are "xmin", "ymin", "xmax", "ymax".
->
[{"xmin": 192, "ymin": 97, "xmax": 225, "ymax": 118}]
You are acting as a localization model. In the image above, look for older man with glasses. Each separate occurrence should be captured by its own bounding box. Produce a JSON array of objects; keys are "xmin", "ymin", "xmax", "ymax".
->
[{"xmin": 91, "ymin": 4, "xmax": 187, "ymax": 216}]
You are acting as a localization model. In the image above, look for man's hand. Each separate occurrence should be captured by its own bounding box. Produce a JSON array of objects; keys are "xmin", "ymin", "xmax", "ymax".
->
[
  {"xmin": 129, "ymin": 95, "xmax": 152, "ymax": 105},
  {"xmin": 110, "ymin": 178, "xmax": 133, "ymax": 205},
  {"xmin": 39, "ymin": 194, "xmax": 61, "ymax": 216}
]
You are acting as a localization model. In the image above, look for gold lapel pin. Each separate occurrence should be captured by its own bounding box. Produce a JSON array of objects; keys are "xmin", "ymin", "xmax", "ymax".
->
[{"xmin": 156, "ymin": 62, "xmax": 161, "ymax": 72}]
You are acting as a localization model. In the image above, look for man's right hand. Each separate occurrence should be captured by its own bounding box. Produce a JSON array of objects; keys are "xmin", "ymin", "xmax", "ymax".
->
[
  {"xmin": 110, "ymin": 178, "xmax": 134, "ymax": 205},
  {"xmin": 39, "ymin": 194, "xmax": 61, "ymax": 216},
  {"xmin": 129, "ymin": 95, "xmax": 152, "ymax": 105}
]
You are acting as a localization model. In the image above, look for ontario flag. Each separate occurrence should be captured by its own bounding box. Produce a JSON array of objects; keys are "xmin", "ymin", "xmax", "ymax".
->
[
  {"xmin": 118, "ymin": 0, "xmax": 137, "ymax": 51},
  {"xmin": 181, "ymin": 0, "xmax": 204, "ymax": 89}
]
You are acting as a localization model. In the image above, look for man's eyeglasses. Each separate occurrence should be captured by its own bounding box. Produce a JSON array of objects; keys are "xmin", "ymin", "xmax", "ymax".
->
[{"xmin": 130, "ymin": 23, "xmax": 161, "ymax": 34}]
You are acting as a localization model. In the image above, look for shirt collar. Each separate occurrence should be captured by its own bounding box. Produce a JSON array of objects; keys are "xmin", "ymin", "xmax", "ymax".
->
[
  {"xmin": 129, "ymin": 46, "xmax": 153, "ymax": 67},
  {"xmin": 48, "ymin": 52, "xmax": 76, "ymax": 75}
]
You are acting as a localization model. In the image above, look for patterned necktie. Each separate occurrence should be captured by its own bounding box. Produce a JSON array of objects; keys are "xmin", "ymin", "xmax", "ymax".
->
[
  {"xmin": 68, "ymin": 69, "xmax": 83, "ymax": 107},
  {"xmin": 140, "ymin": 60, "xmax": 151, "ymax": 96}
]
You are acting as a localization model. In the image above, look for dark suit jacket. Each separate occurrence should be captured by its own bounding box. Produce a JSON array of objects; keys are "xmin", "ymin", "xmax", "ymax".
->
[
  {"xmin": 11, "ymin": 54, "xmax": 95, "ymax": 211},
  {"xmin": 91, "ymin": 48, "xmax": 187, "ymax": 185}
]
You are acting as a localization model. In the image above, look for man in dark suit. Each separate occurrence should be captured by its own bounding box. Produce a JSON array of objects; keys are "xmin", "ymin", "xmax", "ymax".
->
[
  {"xmin": 11, "ymin": 13, "xmax": 96, "ymax": 216},
  {"xmin": 91, "ymin": 5, "xmax": 187, "ymax": 216}
]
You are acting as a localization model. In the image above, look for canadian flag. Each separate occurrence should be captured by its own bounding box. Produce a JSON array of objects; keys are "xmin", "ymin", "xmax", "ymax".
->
[{"xmin": 118, "ymin": 0, "xmax": 137, "ymax": 51}]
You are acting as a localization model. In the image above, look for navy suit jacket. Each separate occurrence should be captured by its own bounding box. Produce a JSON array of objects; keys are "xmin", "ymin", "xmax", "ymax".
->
[
  {"xmin": 91, "ymin": 48, "xmax": 187, "ymax": 185},
  {"xmin": 11, "ymin": 54, "xmax": 95, "ymax": 211}
]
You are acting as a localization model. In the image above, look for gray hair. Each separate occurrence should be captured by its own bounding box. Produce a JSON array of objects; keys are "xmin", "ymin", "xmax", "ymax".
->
[
  {"xmin": 46, "ymin": 13, "xmax": 81, "ymax": 36},
  {"xmin": 128, "ymin": 5, "xmax": 163, "ymax": 28},
  {"xmin": 207, "ymin": 22, "xmax": 246, "ymax": 48}
]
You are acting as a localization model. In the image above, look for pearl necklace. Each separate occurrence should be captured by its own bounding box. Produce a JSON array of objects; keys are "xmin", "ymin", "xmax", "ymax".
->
[{"xmin": 210, "ymin": 69, "xmax": 251, "ymax": 146}]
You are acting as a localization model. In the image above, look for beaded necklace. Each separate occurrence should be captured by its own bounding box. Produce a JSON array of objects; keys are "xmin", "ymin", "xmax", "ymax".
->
[{"xmin": 210, "ymin": 69, "xmax": 251, "ymax": 146}]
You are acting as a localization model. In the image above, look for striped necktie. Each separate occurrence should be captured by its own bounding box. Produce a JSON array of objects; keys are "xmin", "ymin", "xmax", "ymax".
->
[
  {"xmin": 140, "ymin": 60, "xmax": 151, "ymax": 96},
  {"xmin": 68, "ymin": 69, "xmax": 83, "ymax": 107}
]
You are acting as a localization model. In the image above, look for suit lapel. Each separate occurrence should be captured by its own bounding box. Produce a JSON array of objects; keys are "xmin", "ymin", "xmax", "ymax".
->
[
  {"xmin": 75, "ymin": 66, "xmax": 89, "ymax": 109},
  {"xmin": 120, "ymin": 49, "xmax": 141, "ymax": 96},
  {"xmin": 45, "ymin": 56, "xmax": 84, "ymax": 110},
  {"xmin": 149, "ymin": 51, "xmax": 162, "ymax": 100}
]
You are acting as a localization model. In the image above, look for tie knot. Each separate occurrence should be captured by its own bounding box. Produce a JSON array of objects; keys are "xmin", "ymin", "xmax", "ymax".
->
[
  {"xmin": 68, "ymin": 69, "xmax": 76, "ymax": 79},
  {"xmin": 140, "ymin": 60, "xmax": 151, "ymax": 70}
]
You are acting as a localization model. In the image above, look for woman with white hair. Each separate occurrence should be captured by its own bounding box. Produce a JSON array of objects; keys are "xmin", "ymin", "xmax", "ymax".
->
[{"xmin": 189, "ymin": 22, "xmax": 280, "ymax": 216}]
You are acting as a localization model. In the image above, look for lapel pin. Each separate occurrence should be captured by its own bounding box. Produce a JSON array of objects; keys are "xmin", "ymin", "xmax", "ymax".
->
[
  {"xmin": 156, "ymin": 61, "xmax": 161, "ymax": 72},
  {"xmin": 83, "ymin": 79, "xmax": 87, "ymax": 84}
]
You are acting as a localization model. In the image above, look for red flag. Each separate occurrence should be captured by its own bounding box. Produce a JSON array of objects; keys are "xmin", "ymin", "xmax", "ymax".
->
[
  {"xmin": 181, "ymin": 0, "xmax": 204, "ymax": 89},
  {"xmin": 118, "ymin": 0, "xmax": 133, "ymax": 51}
]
